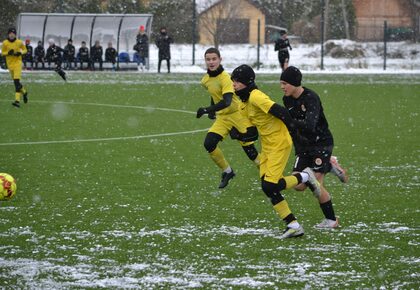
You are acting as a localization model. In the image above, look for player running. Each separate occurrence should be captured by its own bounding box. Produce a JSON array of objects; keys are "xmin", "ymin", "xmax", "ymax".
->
[
  {"xmin": 1, "ymin": 28, "xmax": 28, "ymax": 108},
  {"xmin": 230, "ymin": 64, "xmax": 320, "ymax": 239},
  {"xmin": 196, "ymin": 48, "xmax": 260, "ymax": 189},
  {"xmin": 280, "ymin": 66, "xmax": 348, "ymax": 228}
]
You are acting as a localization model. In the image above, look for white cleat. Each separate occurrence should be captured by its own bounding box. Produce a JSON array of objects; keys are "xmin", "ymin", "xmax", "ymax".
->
[
  {"xmin": 315, "ymin": 218, "xmax": 339, "ymax": 229},
  {"xmin": 303, "ymin": 167, "xmax": 321, "ymax": 197},
  {"xmin": 279, "ymin": 223, "xmax": 304, "ymax": 239},
  {"xmin": 330, "ymin": 156, "xmax": 349, "ymax": 183}
]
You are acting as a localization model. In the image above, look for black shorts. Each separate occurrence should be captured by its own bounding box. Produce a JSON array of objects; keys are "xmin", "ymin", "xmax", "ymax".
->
[
  {"xmin": 278, "ymin": 51, "xmax": 289, "ymax": 64},
  {"xmin": 293, "ymin": 147, "xmax": 333, "ymax": 174}
]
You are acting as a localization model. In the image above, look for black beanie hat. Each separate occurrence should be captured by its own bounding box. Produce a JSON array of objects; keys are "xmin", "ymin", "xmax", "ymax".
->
[
  {"xmin": 231, "ymin": 64, "xmax": 255, "ymax": 86},
  {"xmin": 8, "ymin": 27, "xmax": 17, "ymax": 35},
  {"xmin": 280, "ymin": 66, "xmax": 302, "ymax": 87}
]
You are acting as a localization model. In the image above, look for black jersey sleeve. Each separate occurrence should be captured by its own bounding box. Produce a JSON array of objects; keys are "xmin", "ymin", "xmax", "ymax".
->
[{"xmin": 206, "ymin": 92, "xmax": 233, "ymax": 113}]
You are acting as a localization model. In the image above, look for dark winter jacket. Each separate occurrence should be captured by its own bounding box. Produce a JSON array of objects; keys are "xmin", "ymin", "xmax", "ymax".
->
[
  {"xmin": 155, "ymin": 32, "xmax": 173, "ymax": 60},
  {"xmin": 134, "ymin": 33, "xmax": 149, "ymax": 57}
]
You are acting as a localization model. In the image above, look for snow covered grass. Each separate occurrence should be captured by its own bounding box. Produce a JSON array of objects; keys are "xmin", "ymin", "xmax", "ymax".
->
[{"xmin": 0, "ymin": 72, "xmax": 419, "ymax": 288}]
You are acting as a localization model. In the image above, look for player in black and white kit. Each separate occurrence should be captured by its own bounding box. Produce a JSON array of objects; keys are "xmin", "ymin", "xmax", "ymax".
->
[
  {"xmin": 280, "ymin": 66, "xmax": 348, "ymax": 229},
  {"xmin": 274, "ymin": 32, "xmax": 292, "ymax": 71}
]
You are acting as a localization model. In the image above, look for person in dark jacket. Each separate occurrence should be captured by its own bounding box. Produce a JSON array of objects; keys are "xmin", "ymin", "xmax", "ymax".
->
[
  {"xmin": 155, "ymin": 27, "xmax": 173, "ymax": 73},
  {"xmin": 90, "ymin": 40, "xmax": 103, "ymax": 71},
  {"xmin": 134, "ymin": 25, "xmax": 149, "ymax": 71},
  {"xmin": 46, "ymin": 39, "xmax": 66, "ymax": 81},
  {"xmin": 78, "ymin": 41, "xmax": 89, "ymax": 70},
  {"xmin": 34, "ymin": 41, "xmax": 45, "ymax": 69},
  {"xmin": 63, "ymin": 39, "xmax": 76, "ymax": 70},
  {"xmin": 23, "ymin": 39, "xmax": 33, "ymax": 70},
  {"xmin": 280, "ymin": 66, "xmax": 348, "ymax": 229},
  {"xmin": 105, "ymin": 42, "xmax": 117, "ymax": 70},
  {"xmin": 274, "ymin": 32, "xmax": 292, "ymax": 71}
]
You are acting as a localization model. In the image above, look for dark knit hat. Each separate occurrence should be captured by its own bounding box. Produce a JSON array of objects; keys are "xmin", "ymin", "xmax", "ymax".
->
[
  {"xmin": 280, "ymin": 66, "xmax": 302, "ymax": 87},
  {"xmin": 231, "ymin": 64, "xmax": 255, "ymax": 86},
  {"xmin": 8, "ymin": 27, "xmax": 17, "ymax": 35}
]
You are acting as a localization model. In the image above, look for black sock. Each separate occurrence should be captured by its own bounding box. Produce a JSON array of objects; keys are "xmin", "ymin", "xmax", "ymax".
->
[{"xmin": 320, "ymin": 200, "xmax": 336, "ymax": 220}]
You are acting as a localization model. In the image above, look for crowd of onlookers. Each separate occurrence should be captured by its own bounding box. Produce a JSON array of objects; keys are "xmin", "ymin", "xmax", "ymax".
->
[{"xmin": 1, "ymin": 26, "xmax": 174, "ymax": 73}]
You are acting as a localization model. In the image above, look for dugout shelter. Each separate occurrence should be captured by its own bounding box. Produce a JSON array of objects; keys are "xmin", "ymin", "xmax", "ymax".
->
[{"xmin": 16, "ymin": 13, "xmax": 153, "ymax": 69}]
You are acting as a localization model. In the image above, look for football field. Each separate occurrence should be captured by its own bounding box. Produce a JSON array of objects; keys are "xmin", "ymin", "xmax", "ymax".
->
[{"xmin": 0, "ymin": 71, "xmax": 419, "ymax": 288}]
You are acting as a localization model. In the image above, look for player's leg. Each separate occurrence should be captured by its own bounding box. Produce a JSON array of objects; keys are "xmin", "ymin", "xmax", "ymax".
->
[
  {"xmin": 206, "ymin": 119, "xmax": 235, "ymax": 188},
  {"xmin": 157, "ymin": 57, "xmax": 162, "ymax": 73},
  {"xmin": 55, "ymin": 60, "xmax": 66, "ymax": 81},
  {"xmin": 260, "ymin": 145, "xmax": 305, "ymax": 238},
  {"xmin": 330, "ymin": 155, "xmax": 349, "ymax": 183},
  {"xmin": 167, "ymin": 59, "xmax": 170, "ymax": 73}
]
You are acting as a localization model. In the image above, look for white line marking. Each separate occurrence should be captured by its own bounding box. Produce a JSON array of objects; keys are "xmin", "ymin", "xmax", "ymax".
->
[{"xmin": 0, "ymin": 100, "xmax": 208, "ymax": 146}]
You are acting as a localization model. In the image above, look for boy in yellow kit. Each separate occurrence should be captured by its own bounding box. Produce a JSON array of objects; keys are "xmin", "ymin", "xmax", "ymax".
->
[
  {"xmin": 1, "ymin": 28, "xmax": 28, "ymax": 108},
  {"xmin": 196, "ymin": 48, "xmax": 260, "ymax": 189},
  {"xmin": 230, "ymin": 64, "xmax": 320, "ymax": 239}
]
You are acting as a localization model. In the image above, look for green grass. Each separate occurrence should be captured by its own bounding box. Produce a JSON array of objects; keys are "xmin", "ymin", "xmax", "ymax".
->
[{"xmin": 0, "ymin": 71, "xmax": 419, "ymax": 288}]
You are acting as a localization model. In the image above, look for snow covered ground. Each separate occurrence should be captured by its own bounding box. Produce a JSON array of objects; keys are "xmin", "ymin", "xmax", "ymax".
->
[{"xmin": 150, "ymin": 40, "xmax": 420, "ymax": 74}]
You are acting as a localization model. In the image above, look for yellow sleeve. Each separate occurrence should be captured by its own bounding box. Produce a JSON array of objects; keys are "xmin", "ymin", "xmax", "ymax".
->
[
  {"xmin": 251, "ymin": 90, "xmax": 275, "ymax": 114},
  {"xmin": 220, "ymin": 73, "xmax": 234, "ymax": 95},
  {"xmin": 1, "ymin": 41, "xmax": 8, "ymax": 56}
]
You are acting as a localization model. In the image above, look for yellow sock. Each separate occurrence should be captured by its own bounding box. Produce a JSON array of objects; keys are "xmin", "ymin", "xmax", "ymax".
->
[
  {"xmin": 15, "ymin": 92, "xmax": 21, "ymax": 102},
  {"xmin": 21, "ymin": 87, "xmax": 26, "ymax": 95},
  {"xmin": 283, "ymin": 175, "xmax": 299, "ymax": 189},
  {"xmin": 209, "ymin": 147, "xmax": 229, "ymax": 170},
  {"xmin": 273, "ymin": 200, "xmax": 292, "ymax": 220}
]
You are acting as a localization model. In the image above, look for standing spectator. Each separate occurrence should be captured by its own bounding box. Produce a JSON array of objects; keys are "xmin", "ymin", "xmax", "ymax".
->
[
  {"xmin": 63, "ymin": 39, "xmax": 76, "ymax": 70},
  {"xmin": 105, "ymin": 41, "xmax": 117, "ymax": 71},
  {"xmin": 90, "ymin": 40, "xmax": 103, "ymax": 71},
  {"xmin": 34, "ymin": 40, "xmax": 45, "ymax": 69},
  {"xmin": 78, "ymin": 41, "xmax": 89, "ymax": 70},
  {"xmin": 46, "ymin": 39, "xmax": 66, "ymax": 81},
  {"xmin": 274, "ymin": 32, "xmax": 292, "ymax": 71},
  {"xmin": 23, "ymin": 39, "xmax": 33, "ymax": 70},
  {"xmin": 134, "ymin": 25, "xmax": 148, "ymax": 71},
  {"xmin": 155, "ymin": 27, "xmax": 173, "ymax": 73}
]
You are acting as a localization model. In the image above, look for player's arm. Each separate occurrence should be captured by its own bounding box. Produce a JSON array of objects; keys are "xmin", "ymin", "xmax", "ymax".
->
[
  {"xmin": 1, "ymin": 42, "xmax": 11, "ymax": 56},
  {"xmin": 20, "ymin": 42, "xmax": 27, "ymax": 55},
  {"xmin": 268, "ymin": 103, "xmax": 295, "ymax": 129},
  {"xmin": 229, "ymin": 126, "xmax": 258, "ymax": 142},
  {"xmin": 196, "ymin": 92, "xmax": 233, "ymax": 118}
]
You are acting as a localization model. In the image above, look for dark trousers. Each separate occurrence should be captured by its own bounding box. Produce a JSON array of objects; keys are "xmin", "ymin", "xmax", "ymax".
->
[{"xmin": 158, "ymin": 58, "xmax": 170, "ymax": 73}]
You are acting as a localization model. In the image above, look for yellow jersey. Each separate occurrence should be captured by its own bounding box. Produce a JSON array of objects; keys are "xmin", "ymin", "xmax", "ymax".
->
[
  {"xmin": 240, "ymin": 88, "xmax": 292, "ymax": 150},
  {"xmin": 1, "ymin": 38, "xmax": 26, "ymax": 69},
  {"xmin": 201, "ymin": 70, "xmax": 241, "ymax": 115}
]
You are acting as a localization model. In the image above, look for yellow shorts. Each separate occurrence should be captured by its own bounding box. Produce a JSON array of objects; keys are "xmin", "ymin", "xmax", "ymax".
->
[
  {"xmin": 259, "ymin": 136, "xmax": 292, "ymax": 183},
  {"xmin": 208, "ymin": 111, "xmax": 255, "ymax": 147},
  {"xmin": 9, "ymin": 66, "xmax": 22, "ymax": 80}
]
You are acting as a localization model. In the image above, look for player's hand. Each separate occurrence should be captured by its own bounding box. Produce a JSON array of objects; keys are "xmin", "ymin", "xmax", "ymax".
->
[
  {"xmin": 14, "ymin": 51, "xmax": 22, "ymax": 56},
  {"xmin": 229, "ymin": 127, "xmax": 240, "ymax": 140},
  {"xmin": 196, "ymin": 107, "xmax": 208, "ymax": 118},
  {"xmin": 8, "ymin": 49, "xmax": 14, "ymax": 55},
  {"xmin": 208, "ymin": 111, "xmax": 216, "ymax": 120}
]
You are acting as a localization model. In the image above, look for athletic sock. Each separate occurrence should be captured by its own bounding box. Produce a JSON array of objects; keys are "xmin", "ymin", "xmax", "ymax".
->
[
  {"xmin": 320, "ymin": 199, "xmax": 336, "ymax": 221},
  {"xmin": 209, "ymin": 147, "xmax": 229, "ymax": 171},
  {"xmin": 273, "ymin": 200, "xmax": 297, "ymax": 225},
  {"xmin": 15, "ymin": 92, "xmax": 21, "ymax": 102}
]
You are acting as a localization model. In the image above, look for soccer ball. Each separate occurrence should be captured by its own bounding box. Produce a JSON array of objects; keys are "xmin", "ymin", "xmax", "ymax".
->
[{"xmin": 0, "ymin": 173, "xmax": 17, "ymax": 201}]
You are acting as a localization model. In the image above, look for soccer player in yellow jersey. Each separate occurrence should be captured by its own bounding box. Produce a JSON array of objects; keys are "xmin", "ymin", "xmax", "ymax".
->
[
  {"xmin": 196, "ymin": 48, "xmax": 260, "ymax": 188},
  {"xmin": 1, "ymin": 28, "xmax": 28, "ymax": 108},
  {"xmin": 230, "ymin": 64, "xmax": 320, "ymax": 239}
]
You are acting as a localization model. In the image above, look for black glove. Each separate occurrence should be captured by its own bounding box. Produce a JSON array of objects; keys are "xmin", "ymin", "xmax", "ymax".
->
[
  {"xmin": 196, "ymin": 107, "xmax": 208, "ymax": 118},
  {"xmin": 8, "ymin": 49, "xmax": 14, "ymax": 55},
  {"xmin": 229, "ymin": 127, "xmax": 240, "ymax": 140},
  {"xmin": 14, "ymin": 51, "xmax": 22, "ymax": 56},
  {"xmin": 208, "ymin": 111, "xmax": 216, "ymax": 120}
]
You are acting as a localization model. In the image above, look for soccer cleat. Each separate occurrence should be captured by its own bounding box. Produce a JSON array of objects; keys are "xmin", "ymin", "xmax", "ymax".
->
[
  {"xmin": 303, "ymin": 167, "xmax": 321, "ymax": 197},
  {"xmin": 315, "ymin": 218, "xmax": 339, "ymax": 229},
  {"xmin": 330, "ymin": 156, "xmax": 349, "ymax": 183},
  {"xmin": 12, "ymin": 101, "xmax": 20, "ymax": 108},
  {"xmin": 23, "ymin": 91, "xmax": 28, "ymax": 103},
  {"xmin": 218, "ymin": 170, "xmax": 235, "ymax": 189},
  {"xmin": 279, "ymin": 223, "xmax": 304, "ymax": 239}
]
